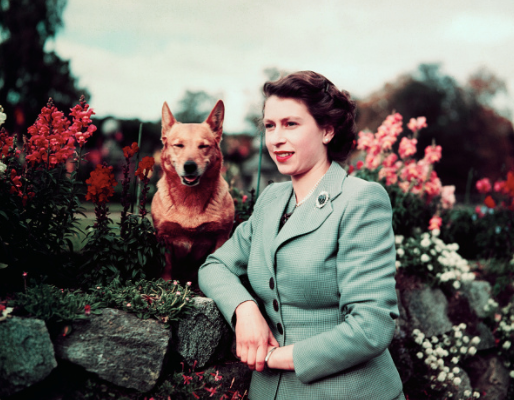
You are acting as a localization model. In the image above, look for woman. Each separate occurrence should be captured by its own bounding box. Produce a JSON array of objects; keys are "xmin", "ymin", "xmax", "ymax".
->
[{"xmin": 198, "ymin": 71, "xmax": 404, "ymax": 399}]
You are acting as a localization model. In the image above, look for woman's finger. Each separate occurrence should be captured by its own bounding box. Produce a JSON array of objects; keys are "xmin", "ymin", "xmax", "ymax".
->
[
  {"xmin": 269, "ymin": 330, "xmax": 280, "ymax": 347},
  {"xmin": 255, "ymin": 344, "xmax": 267, "ymax": 372},
  {"xmin": 246, "ymin": 345, "xmax": 257, "ymax": 370}
]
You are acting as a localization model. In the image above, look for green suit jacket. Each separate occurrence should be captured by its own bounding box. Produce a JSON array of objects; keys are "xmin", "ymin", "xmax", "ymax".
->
[{"xmin": 199, "ymin": 162, "xmax": 404, "ymax": 400}]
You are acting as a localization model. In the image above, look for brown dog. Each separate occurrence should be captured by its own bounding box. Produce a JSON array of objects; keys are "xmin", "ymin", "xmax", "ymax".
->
[{"xmin": 151, "ymin": 100, "xmax": 235, "ymax": 283}]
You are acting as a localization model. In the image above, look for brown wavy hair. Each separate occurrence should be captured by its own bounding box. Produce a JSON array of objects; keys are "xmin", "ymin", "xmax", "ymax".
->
[{"xmin": 263, "ymin": 71, "xmax": 356, "ymax": 163}]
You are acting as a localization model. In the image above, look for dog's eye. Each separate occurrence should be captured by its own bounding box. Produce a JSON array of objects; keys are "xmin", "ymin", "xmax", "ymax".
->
[
  {"xmin": 173, "ymin": 144, "xmax": 184, "ymax": 148},
  {"xmin": 198, "ymin": 144, "xmax": 209, "ymax": 149}
]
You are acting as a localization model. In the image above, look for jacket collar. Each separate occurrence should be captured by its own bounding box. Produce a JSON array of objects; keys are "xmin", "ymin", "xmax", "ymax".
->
[{"xmin": 263, "ymin": 162, "xmax": 348, "ymax": 274}]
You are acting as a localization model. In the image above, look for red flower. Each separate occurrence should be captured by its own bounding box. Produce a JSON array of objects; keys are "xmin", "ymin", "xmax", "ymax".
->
[
  {"xmin": 348, "ymin": 165, "xmax": 354, "ymax": 174},
  {"xmin": 135, "ymin": 156, "xmax": 155, "ymax": 180},
  {"xmin": 85, "ymin": 164, "xmax": 118, "ymax": 205},
  {"xmin": 484, "ymin": 195, "xmax": 496, "ymax": 209},
  {"xmin": 84, "ymin": 305, "xmax": 91, "ymax": 316},
  {"xmin": 356, "ymin": 160, "xmax": 364, "ymax": 170},
  {"xmin": 476, "ymin": 178, "xmax": 492, "ymax": 194},
  {"xmin": 205, "ymin": 386, "xmax": 218, "ymax": 397},
  {"xmin": 192, "ymin": 393, "xmax": 200, "ymax": 399},
  {"xmin": 123, "ymin": 142, "xmax": 139, "ymax": 158},
  {"xmin": 0, "ymin": 304, "xmax": 6, "ymax": 312},
  {"xmin": 182, "ymin": 374, "xmax": 193, "ymax": 385}
]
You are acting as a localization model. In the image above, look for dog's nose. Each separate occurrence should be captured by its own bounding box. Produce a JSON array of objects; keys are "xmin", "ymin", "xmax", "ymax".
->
[{"xmin": 184, "ymin": 160, "xmax": 198, "ymax": 175}]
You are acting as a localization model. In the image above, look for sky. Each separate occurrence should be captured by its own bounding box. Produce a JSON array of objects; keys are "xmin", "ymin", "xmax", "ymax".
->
[{"xmin": 47, "ymin": 0, "xmax": 514, "ymax": 133}]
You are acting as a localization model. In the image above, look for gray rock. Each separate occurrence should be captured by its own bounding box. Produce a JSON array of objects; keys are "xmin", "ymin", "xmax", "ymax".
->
[
  {"xmin": 0, "ymin": 317, "xmax": 57, "ymax": 397},
  {"xmin": 462, "ymin": 280, "xmax": 492, "ymax": 318},
  {"xmin": 464, "ymin": 353, "xmax": 510, "ymax": 400},
  {"xmin": 474, "ymin": 322, "xmax": 496, "ymax": 351},
  {"xmin": 54, "ymin": 308, "xmax": 170, "ymax": 392},
  {"xmin": 402, "ymin": 285, "xmax": 453, "ymax": 337},
  {"xmin": 173, "ymin": 297, "xmax": 233, "ymax": 368},
  {"xmin": 447, "ymin": 368, "xmax": 473, "ymax": 400}
]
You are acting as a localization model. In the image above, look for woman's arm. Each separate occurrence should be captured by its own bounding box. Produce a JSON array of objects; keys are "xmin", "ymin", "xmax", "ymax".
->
[
  {"xmin": 199, "ymin": 185, "xmax": 279, "ymax": 372},
  {"xmin": 292, "ymin": 182, "xmax": 399, "ymax": 383}
]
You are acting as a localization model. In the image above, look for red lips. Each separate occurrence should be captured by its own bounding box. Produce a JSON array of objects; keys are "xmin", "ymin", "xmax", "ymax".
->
[{"xmin": 275, "ymin": 152, "xmax": 294, "ymax": 162}]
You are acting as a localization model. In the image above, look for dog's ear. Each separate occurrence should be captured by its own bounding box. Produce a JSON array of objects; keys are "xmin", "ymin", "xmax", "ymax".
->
[
  {"xmin": 162, "ymin": 102, "xmax": 177, "ymax": 143},
  {"xmin": 205, "ymin": 100, "xmax": 224, "ymax": 142}
]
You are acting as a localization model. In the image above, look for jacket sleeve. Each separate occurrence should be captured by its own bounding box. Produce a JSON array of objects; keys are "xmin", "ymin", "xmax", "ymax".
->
[
  {"xmin": 198, "ymin": 185, "xmax": 271, "ymax": 328},
  {"xmin": 293, "ymin": 181, "xmax": 399, "ymax": 383}
]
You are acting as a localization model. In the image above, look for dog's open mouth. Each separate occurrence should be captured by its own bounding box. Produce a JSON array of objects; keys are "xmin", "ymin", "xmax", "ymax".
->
[{"xmin": 181, "ymin": 175, "xmax": 201, "ymax": 187}]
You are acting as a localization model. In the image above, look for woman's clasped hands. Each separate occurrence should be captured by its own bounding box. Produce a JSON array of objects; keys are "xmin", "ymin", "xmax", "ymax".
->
[{"xmin": 235, "ymin": 300, "xmax": 294, "ymax": 371}]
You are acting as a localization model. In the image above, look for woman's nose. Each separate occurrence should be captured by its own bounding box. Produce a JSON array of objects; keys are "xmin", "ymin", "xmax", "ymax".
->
[{"xmin": 269, "ymin": 127, "xmax": 286, "ymax": 145}]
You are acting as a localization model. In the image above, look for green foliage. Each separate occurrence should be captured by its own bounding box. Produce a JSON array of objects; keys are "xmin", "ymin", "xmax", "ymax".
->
[
  {"xmin": 230, "ymin": 186, "xmax": 255, "ymax": 232},
  {"xmin": 0, "ymin": 152, "xmax": 85, "ymax": 293},
  {"xmin": 440, "ymin": 207, "xmax": 514, "ymax": 261},
  {"xmin": 12, "ymin": 282, "xmax": 102, "ymax": 325},
  {"xmin": 80, "ymin": 214, "xmax": 167, "ymax": 288},
  {"xmin": 91, "ymin": 279, "xmax": 194, "ymax": 328}
]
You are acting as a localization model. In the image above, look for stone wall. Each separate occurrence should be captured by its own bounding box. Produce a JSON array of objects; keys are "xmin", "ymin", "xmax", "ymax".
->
[{"xmin": 0, "ymin": 281, "xmax": 511, "ymax": 399}]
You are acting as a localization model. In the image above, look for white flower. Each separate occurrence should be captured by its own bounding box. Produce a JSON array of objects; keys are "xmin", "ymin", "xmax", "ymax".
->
[
  {"xmin": 421, "ymin": 238, "xmax": 431, "ymax": 248},
  {"xmin": 397, "ymin": 248, "xmax": 405, "ymax": 257},
  {"xmin": 468, "ymin": 346, "xmax": 477, "ymax": 356},
  {"xmin": 395, "ymin": 235, "xmax": 404, "ymax": 245},
  {"xmin": 473, "ymin": 391, "xmax": 480, "ymax": 398},
  {"xmin": 459, "ymin": 323, "xmax": 467, "ymax": 330},
  {"xmin": 425, "ymin": 348, "xmax": 433, "ymax": 355},
  {"xmin": 0, "ymin": 161, "xmax": 6, "ymax": 175},
  {"xmin": 0, "ymin": 111, "xmax": 6, "ymax": 125},
  {"xmin": 510, "ymin": 370, "xmax": 514, "ymax": 378},
  {"xmin": 423, "ymin": 341, "xmax": 433, "ymax": 348},
  {"xmin": 453, "ymin": 280, "xmax": 461, "ymax": 289},
  {"xmin": 463, "ymin": 336, "xmax": 470, "ymax": 344},
  {"xmin": 464, "ymin": 390, "xmax": 471, "ymax": 397},
  {"xmin": 460, "ymin": 346, "xmax": 468, "ymax": 354},
  {"xmin": 471, "ymin": 336, "xmax": 481, "ymax": 345},
  {"xmin": 431, "ymin": 362, "xmax": 438, "ymax": 370},
  {"xmin": 451, "ymin": 357, "xmax": 459, "ymax": 364},
  {"xmin": 413, "ymin": 248, "xmax": 420, "ymax": 255},
  {"xmin": 437, "ymin": 371, "xmax": 447, "ymax": 382},
  {"xmin": 427, "ymin": 264, "xmax": 433, "ymax": 271},
  {"xmin": 421, "ymin": 254, "xmax": 430, "ymax": 263},
  {"xmin": 503, "ymin": 341, "xmax": 511, "ymax": 350},
  {"xmin": 416, "ymin": 352, "xmax": 424, "ymax": 359},
  {"xmin": 454, "ymin": 331, "xmax": 462, "ymax": 339},
  {"xmin": 412, "ymin": 329, "xmax": 421, "ymax": 336},
  {"xmin": 395, "ymin": 260, "xmax": 402, "ymax": 268},
  {"xmin": 431, "ymin": 336, "xmax": 439, "ymax": 343},
  {"xmin": 437, "ymin": 358, "xmax": 444, "ymax": 367},
  {"xmin": 453, "ymin": 377, "xmax": 461, "ymax": 385},
  {"xmin": 431, "ymin": 229, "xmax": 440, "ymax": 237},
  {"xmin": 452, "ymin": 367, "xmax": 460, "ymax": 374}
]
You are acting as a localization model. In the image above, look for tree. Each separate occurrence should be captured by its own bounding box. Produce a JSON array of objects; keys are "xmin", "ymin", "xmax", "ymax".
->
[
  {"xmin": 0, "ymin": 0, "xmax": 87, "ymax": 134},
  {"xmin": 172, "ymin": 90, "xmax": 216, "ymax": 123},
  {"xmin": 356, "ymin": 64, "xmax": 514, "ymax": 194}
]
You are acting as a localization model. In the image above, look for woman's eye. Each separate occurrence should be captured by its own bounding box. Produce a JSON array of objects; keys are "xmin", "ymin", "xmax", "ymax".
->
[
  {"xmin": 264, "ymin": 123, "xmax": 274, "ymax": 129},
  {"xmin": 286, "ymin": 121, "xmax": 297, "ymax": 127}
]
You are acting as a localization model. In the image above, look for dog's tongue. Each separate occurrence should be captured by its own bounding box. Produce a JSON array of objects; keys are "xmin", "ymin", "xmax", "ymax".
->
[{"xmin": 184, "ymin": 176, "xmax": 196, "ymax": 183}]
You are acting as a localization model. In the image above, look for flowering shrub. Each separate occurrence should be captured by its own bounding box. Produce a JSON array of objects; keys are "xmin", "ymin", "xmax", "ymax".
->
[
  {"xmin": 0, "ymin": 98, "xmax": 94, "ymax": 291},
  {"xmin": 90, "ymin": 279, "xmax": 194, "ymax": 328},
  {"xmin": 410, "ymin": 325, "xmax": 481, "ymax": 399},
  {"xmin": 230, "ymin": 186, "xmax": 255, "ymax": 233},
  {"xmin": 395, "ymin": 231, "xmax": 475, "ymax": 290},
  {"xmin": 81, "ymin": 146, "xmax": 165, "ymax": 287},
  {"xmin": 351, "ymin": 113, "xmax": 454, "ymax": 236}
]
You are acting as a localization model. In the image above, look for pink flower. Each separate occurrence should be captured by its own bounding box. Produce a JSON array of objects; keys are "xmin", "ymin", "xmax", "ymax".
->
[
  {"xmin": 441, "ymin": 185, "xmax": 456, "ymax": 209},
  {"xmin": 22, "ymin": 272, "xmax": 27, "ymax": 277},
  {"xmin": 242, "ymin": 195, "xmax": 248, "ymax": 203},
  {"xmin": 126, "ymin": 303, "xmax": 131, "ymax": 307},
  {"xmin": 407, "ymin": 116, "xmax": 427, "ymax": 133},
  {"xmin": 424, "ymin": 145, "xmax": 442, "ymax": 164},
  {"xmin": 428, "ymin": 215, "xmax": 442, "ymax": 231},
  {"xmin": 475, "ymin": 205, "xmax": 485, "ymax": 218},
  {"xmin": 476, "ymin": 178, "xmax": 492, "ymax": 194},
  {"xmin": 176, "ymin": 291, "xmax": 181, "ymax": 296},
  {"xmin": 183, "ymin": 375, "xmax": 193, "ymax": 385},
  {"xmin": 357, "ymin": 131, "xmax": 375, "ymax": 151},
  {"xmin": 186, "ymin": 281, "xmax": 192, "ymax": 286},
  {"xmin": 84, "ymin": 305, "xmax": 91, "ymax": 316},
  {"xmin": 356, "ymin": 160, "xmax": 364, "ymax": 170},
  {"xmin": 205, "ymin": 387, "xmax": 218, "ymax": 397},
  {"xmin": 378, "ymin": 167, "xmax": 398, "ymax": 186},
  {"xmin": 173, "ymin": 280, "xmax": 178, "ymax": 285},
  {"xmin": 398, "ymin": 137, "xmax": 417, "ymax": 160}
]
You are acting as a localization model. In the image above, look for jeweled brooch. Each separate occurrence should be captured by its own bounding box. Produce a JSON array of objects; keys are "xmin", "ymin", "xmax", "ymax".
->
[{"xmin": 316, "ymin": 191, "xmax": 329, "ymax": 208}]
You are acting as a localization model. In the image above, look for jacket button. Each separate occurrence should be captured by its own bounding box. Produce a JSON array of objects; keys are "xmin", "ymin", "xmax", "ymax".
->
[
  {"xmin": 273, "ymin": 299, "xmax": 279, "ymax": 312},
  {"xmin": 269, "ymin": 277, "xmax": 275, "ymax": 290},
  {"xmin": 277, "ymin": 323, "xmax": 283, "ymax": 335}
]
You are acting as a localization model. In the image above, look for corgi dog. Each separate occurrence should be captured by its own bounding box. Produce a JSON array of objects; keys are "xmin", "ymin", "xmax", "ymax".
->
[{"xmin": 151, "ymin": 100, "xmax": 234, "ymax": 284}]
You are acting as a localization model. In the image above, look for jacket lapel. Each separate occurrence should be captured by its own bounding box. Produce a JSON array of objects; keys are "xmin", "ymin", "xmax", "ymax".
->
[{"xmin": 270, "ymin": 162, "xmax": 347, "ymax": 264}]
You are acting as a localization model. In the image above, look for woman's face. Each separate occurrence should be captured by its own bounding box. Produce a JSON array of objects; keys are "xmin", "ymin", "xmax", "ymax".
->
[{"xmin": 263, "ymin": 96, "xmax": 333, "ymax": 180}]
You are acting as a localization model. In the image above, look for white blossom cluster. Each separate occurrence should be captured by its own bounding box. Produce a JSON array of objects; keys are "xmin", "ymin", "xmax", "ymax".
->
[
  {"xmin": 411, "ymin": 325, "xmax": 481, "ymax": 398},
  {"xmin": 0, "ymin": 105, "xmax": 6, "ymax": 126},
  {"xmin": 395, "ymin": 231, "xmax": 475, "ymax": 289}
]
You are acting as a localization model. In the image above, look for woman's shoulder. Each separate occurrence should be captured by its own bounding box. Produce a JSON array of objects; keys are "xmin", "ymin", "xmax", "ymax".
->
[{"xmin": 341, "ymin": 175, "xmax": 390, "ymax": 204}]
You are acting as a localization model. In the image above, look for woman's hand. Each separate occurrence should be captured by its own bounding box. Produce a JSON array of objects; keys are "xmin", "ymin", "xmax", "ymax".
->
[
  {"xmin": 235, "ymin": 301, "xmax": 279, "ymax": 372},
  {"xmin": 266, "ymin": 344, "xmax": 295, "ymax": 371}
]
